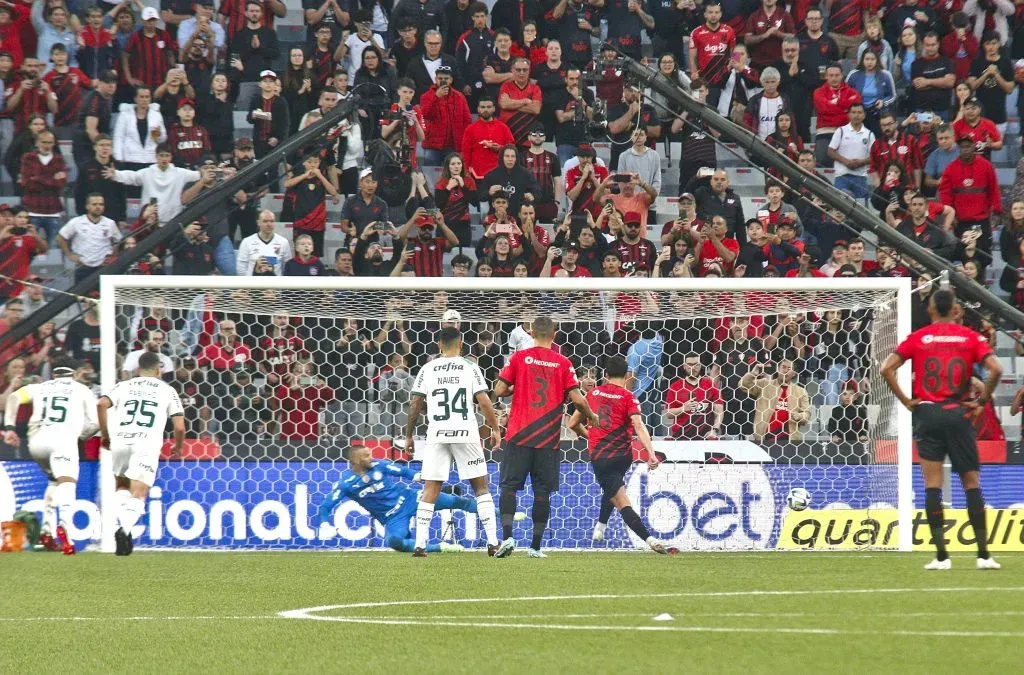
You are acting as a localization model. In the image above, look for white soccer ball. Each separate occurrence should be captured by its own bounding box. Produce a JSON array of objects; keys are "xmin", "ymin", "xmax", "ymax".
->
[{"xmin": 787, "ymin": 488, "xmax": 811, "ymax": 512}]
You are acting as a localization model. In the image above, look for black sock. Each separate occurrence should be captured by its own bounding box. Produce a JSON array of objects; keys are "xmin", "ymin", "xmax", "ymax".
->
[
  {"xmin": 598, "ymin": 498, "xmax": 614, "ymax": 526},
  {"xmin": 499, "ymin": 490, "xmax": 517, "ymax": 540},
  {"xmin": 620, "ymin": 506, "xmax": 651, "ymax": 541},
  {"xmin": 965, "ymin": 488, "xmax": 990, "ymax": 559},
  {"xmin": 925, "ymin": 488, "xmax": 949, "ymax": 561},
  {"xmin": 530, "ymin": 494, "xmax": 550, "ymax": 550}
]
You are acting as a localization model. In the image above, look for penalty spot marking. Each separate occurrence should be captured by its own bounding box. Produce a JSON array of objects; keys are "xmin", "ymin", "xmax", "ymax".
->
[{"xmin": 278, "ymin": 587, "xmax": 1024, "ymax": 638}]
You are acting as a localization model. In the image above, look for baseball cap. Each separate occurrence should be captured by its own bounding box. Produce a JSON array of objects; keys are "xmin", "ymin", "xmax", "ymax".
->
[
  {"xmin": 141, "ymin": 6, "xmax": 159, "ymax": 20},
  {"xmin": 564, "ymin": 241, "xmax": 581, "ymax": 252},
  {"xmin": 177, "ymin": 98, "xmax": 196, "ymax": 109},
  {"xmin": 234, "ymin": 136, "xmax": 253, "ymax": 150},
  {"xmin": 963, "ymin": 97, "xmax": 981, "ymax": 107},
  {"xmin": 259, "ymin": 70, "xmax": 278, "ymax": 80},
  {"xmin": 576, "ymin": 143, "xmax": 595, "ymax": 158},
  {"xmin": 359, "ymin": 167, "xmax": 374, "ymax": 179},
  {"xmin": 679, "ymin": 192, "xmax": 695, "ymax": 202},
  {"xmin": 624, "ymin": 212, "xmax": 643, "ymax": 226},
  {"xmin": 442, "ymin": 309, "xmax": 461, "ymax": 322}
]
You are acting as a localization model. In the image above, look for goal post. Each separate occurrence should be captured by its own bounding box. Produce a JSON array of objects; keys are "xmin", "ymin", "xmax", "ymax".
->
[{"xmin": 99, "ymin": 274, "xmax": 914, "ymax": 552}]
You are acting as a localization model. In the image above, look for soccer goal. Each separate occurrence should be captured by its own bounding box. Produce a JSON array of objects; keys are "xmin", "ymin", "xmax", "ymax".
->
[{"xmin": 98, "ymin": 275, "xmax": 914, "ymax": 552}]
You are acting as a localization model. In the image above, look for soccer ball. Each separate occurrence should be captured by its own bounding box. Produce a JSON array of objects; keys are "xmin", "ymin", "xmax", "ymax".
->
[{"xmin": 787, "ymin": 488, "xmax": 811, "ymax": 511}]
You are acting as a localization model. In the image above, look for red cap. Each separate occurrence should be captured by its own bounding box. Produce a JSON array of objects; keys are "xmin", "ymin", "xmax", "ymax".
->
[
  {"xmin": 624, "ymin": 212, "xmax": 643, "ymax": 225},
  {"xmin": 177, "ymin": 98, "xmax": 196, "ymax": 109}
]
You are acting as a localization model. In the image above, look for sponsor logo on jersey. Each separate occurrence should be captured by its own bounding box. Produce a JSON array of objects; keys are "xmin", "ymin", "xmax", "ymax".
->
[
  {"xmin": 921, "ymin": 334, "xmax": 966, "ymax": 344},
  {"xmin": 524, "ymin": 355, "xmax": 560, "ymax": 368},
  {"xmin": 437, "ymin": 429, "xmax": 470, "ymax": 438}
]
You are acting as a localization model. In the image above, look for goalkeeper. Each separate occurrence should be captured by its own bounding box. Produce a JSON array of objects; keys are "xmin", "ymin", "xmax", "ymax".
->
[{"xmin": 318, "ymin": 445, "xmax": 474, "ymax": 553}]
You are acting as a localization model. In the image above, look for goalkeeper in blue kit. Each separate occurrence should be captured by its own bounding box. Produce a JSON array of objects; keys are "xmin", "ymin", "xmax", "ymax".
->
[{"xmin": 319, "ymin": 445, "xmax": 476, "ymax": 552}]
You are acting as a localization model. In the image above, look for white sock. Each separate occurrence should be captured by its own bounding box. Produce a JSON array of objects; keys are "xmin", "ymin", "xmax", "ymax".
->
[
  {"xmin": 414, "ymin": 501, "xmax": 435, "ymax": 550},
  {"xmin": 476, "ymin": 493, "xmax": 498, "ymax": 546},
  {"xmin": 43, "ymin": 481, "xmax": 58, "ymax": 534},
  {"xmin": 114, "ymin": 489, "xmax": 130, "ymax": 529},
  {"xmin": 53, "ymin": 482, "xmax": 76, "ymax": 531},
  {"xmin": 119, "ymin": 497, "xmax": 144, "ymax": 534}
]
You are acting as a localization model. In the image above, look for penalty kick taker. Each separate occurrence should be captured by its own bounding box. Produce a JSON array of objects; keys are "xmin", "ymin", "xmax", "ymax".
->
[{"xmin": 318, "ymin": 445, "xmax": 476, "ymax": 553}]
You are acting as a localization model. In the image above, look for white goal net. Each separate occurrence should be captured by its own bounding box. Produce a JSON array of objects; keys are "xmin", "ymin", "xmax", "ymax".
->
[{"xmin": 99, "ymin": 276, "xmax": 913, "ymax": 552}]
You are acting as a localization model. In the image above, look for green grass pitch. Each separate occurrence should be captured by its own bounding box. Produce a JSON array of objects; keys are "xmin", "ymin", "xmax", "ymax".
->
[{"xmin": 2, "ymin": 551, "xmax": 1023, "ymax": 674}]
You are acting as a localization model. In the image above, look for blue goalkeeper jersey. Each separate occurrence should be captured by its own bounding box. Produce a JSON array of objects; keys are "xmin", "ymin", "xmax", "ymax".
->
[{"xmin": 323, "ymin": 460, "xmax": 419, "ymax": 523}]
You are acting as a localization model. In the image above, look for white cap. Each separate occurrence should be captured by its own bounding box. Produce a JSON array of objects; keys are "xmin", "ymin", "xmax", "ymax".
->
[
  {"xmin": 359, "ymin": 167, "xmax": 373, "ymax": 179},
  {"xmin": 442, "ymin": 309, "xmax": 461, "ymax": 323},
  {"xmin": 259, "ymin": 69, "xmax": 278, "ymax": 80},
  {"xmin": 141, "ymin": 6, "xmax": 159, "ymax": 20}
]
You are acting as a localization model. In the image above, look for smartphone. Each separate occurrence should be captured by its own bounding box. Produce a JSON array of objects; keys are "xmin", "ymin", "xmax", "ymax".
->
[
  {"xmin": 149, "ymin": 198, "xmax": 158, "ymax": 206},
  {"xmin": 612, "ymin": 174, "xmax": 632, "ymax": 183},
  {"xmin": 263, "ymin": 256, "xmax": 278, "ymax": 266},
  {"xmin": 494, "ymin": 222, "xmax": 516, "ymax": 235}
]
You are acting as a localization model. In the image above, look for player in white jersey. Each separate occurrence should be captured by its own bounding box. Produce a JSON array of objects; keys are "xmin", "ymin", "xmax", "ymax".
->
[
  {"xmin": 97, "ymin": 351, "xmax": 185, "ymax": 556},
  {"xmin": 2, "ymin": 359, "xmax": 99, "ymax": 554},
  {"xmin": 405, "ymin": 326, "xmax": 502, "ymax": 557}
]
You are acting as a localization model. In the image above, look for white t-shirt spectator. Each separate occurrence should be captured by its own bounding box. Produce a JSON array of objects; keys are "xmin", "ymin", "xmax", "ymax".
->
[
  {"xmin": 345, "ymin": 33, "xmax": 385, "ymax": 81},
  {"xmin": 58, "ymin": 215, "xmax": 121, "ymax": 267},
  {"xmin": 121, "ymin": 348, "xmax": 175, "ymax": 377},
  {"xmin": 828, "ymin": 123, "xmax": 875, "ymax": 178},
  {"xmin": 507, "ymin": 324, "xmax": 535, "ymax": 357},
  {"xmin": 111, "ymin": 164, "xmax": 202, "ymax": 224},
  {"xmin": 237, "ymin": 231, "xmax": 292, "ymax": 275}
]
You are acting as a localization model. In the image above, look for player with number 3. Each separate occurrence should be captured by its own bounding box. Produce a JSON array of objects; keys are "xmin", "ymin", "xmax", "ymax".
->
[{"xmin": 492, "ymin": 316, "xmax": 598, "ymax": 558}]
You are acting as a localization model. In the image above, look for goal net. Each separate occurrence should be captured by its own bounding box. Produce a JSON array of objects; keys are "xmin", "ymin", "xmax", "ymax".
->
[{"xmin": 99, "ymin": 276, "xmax": 913, "ymax": 552}]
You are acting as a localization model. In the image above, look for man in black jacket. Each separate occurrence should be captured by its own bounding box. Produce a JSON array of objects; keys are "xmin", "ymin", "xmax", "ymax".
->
[
  {"xmin": 694, "ymin": 169, "xmax": 746, "ymax": 243},
  {"xmin": 354, "ymin": 225, "xmax": 403, "ymax": 276},
  {"xmin": 74, "ymin": 134, "xmax": 126, "ymax": 226},
  {"xmin": 895, "ymin": 192, "xmax": 962, "ymax": 261},
  {"xmin": 390, "ymin": 0, "xmax": 447, "ymax": 44},
  {"xmin": 773, "ymin": 37, "xmax": 819, "ymax": 143},
  {"xmin": 71, "ymin": 70, "xmax": 117, "ymax": 167},
  {"xmin": 247, "ymin": 70, "xmax": 290, "ymax": 158},
  {"xmin": 229, "ymin": 1, "xmax": 281, "ymax": 92},
  {"xmin": 405, "ymin": 29, "xmax": 463, "ymax": 101}
]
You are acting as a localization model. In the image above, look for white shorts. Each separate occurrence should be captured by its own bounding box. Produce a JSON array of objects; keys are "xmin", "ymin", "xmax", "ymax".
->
[
  {"xmin": 28, "ymin": 436, "xmax": 79, "ymax": 481},
  {"xmin": 110, "ymin": 444, "xmax": 161, "ymax": 487},
  {"xmin": 421, "ymin": 441, "xmax": 487, "ymax": 481}
]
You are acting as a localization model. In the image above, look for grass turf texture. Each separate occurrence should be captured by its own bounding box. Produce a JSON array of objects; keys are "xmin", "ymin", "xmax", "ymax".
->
[{"xmin": 2, "ymin": 551, "xmax": 1023, "ymax": 674}]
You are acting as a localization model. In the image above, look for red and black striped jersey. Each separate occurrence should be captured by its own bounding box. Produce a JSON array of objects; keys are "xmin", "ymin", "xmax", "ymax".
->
[
  {"xmin": 521, "ymin": 149, "xmax": 560, "ymax": 203},
  {"xmin": 42, "ymin": 67, "xmax": 92, "ymax": 127},
  {"xmin": 125, "ymin": 29, "xmax": 177, "ymax": 88},
  {"xmin": 409, "ymin": 236, "xmax": 451, "ymax": 277},
  {"xmin": 167, "ymin": 123, "xmax": 212, "ymax": 168},
  {"xmin": 6, "ymin": 78, "xmax": 51, "ymax": 133},
  {"xmin": 308, "ymin": 46, "xmax": 336, "ymax": 90},
  {"xmin": 829, "ymin": 0, "xmax": 867, "ymax": 36},
  {"xmin": 498, "ymin": 346, "xmax": 580, "ymax": 451},
  {"xmin": 498, "ymin": 79, "xmax": 542, "ymax": 146},
  {"xmin": 257, "ymin": 333, "xmax": 307, "ymax": 376},
  {"xmin": 586, "ymin": 383, "xmax": 640, "ymax": 461},
  {"xmin": 690, "ymin": 23, "xmax": 736, "ymax": 87},
  {"xmin": 434, "ymin": 174, "xmax": 477, "ymax": 225},
  {"xmin": 288, "ymin": 173, "xmax": 328, "ymax": 232}
]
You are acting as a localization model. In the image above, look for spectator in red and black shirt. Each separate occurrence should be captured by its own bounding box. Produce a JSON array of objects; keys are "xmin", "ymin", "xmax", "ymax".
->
[
  {"xmin": 521, "ymin": 126, "xmax": 561, "ymax": 222},
  {"xmin": 744, "ymin": 0, "xmax": 795, "ymax": 68},
  {"xmin": 498, "ymin": 56, "xmax": 542, "ymax": 146},
  {"xmin": 6, "ymin": 57, "xmax": 57, "ymax": 133},
  {"xmin": 199, "ymin": 319, "xmax": 253, "ymax": 385},
  {"xmin": 19, "ymin": 129, "xmax": 67, "ymax": 239},
  {"xmin": 565, "ymin": 143, "xmax": 609, "ymax": 218},
  {"xmin": 78, "ymin": 6, "xmax": 116, "ymax": 79},
  {"xmin": 434, "ymin": 152, "xmax": 477, "ymax": 247},
  {"xmin": 123, "ymin": 8, "xmax": 177, "ymax": 89},
  {"xmin": 0, "ymin": 3, "xmax": 30, "ymax": 71},
  {"xmin": 221, "ymin": 0, "xmax": 286, "ymax": 41},
  {"xmin": 870, "ymin": 110, "xmax": 924, "ymax": 187},
  {"xmin": 167, "ymin": 98, "xmax": 211, "ymax": 168},
  {"xmin": 306, "ymin": 23, "xmax": 340, "ymax": 93},
  {"xmin": 610, "ymin": 212, "xmax": 658, "ymax": 274},
  {"xmin": 71, "ymin": 69, "xmax": 116, "ymax": 165},
  {"xmin": 688, "ymin": 2, "xmax": 736, "ymax": 101},
  {"xmin": 246, "ymin": 70, "xmax": 289, "ymax": 158},
  {"xmin": 41, "ymin": 43, "xmax": 91, "ymax": 133},
  {"xmin": 282, "ymin": 147, "xmax": 340, "ymax": 257},
  {"xmin": 0, "ymin": 215, "xmax": 46, "ymax": 301},
  {"xmin": 396, "ymin": 207, "xmax": 460, "ymax": 277}
]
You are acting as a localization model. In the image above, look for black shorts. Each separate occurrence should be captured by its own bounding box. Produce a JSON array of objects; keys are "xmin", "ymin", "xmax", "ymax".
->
[
  {"xmin": 499, "ymin": 443, "xmax": 560, "ymax": 494},
  {"xmin": 913, "ymin": 402, "xmax": 980, "ymax": 474},
  {"xmin": 591, "ymin": 455, "xmax": 633, "ymax": 499}
]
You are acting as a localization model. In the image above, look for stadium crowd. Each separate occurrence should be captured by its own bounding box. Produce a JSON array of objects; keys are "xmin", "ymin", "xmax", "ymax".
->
[{"xmin": 2, "ymin": 0, "xmax": 1024, "ymax": 457}]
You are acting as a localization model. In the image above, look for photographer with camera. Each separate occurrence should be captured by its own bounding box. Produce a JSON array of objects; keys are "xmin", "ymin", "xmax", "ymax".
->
[
  {"xmin": 550, "ymin": 67, "xmax": 594, "ymax": 167},
  {"xmin": 354, "ymin": 221, "xmax": 403, "ymax": 276},
  {"xmin": 172, "ymin": 219, "xmax": 216, "ymax": 275},
  {"xmin": 365, "ymin": 123, "xmax": 419, "ymax": 225},
  {"xmin": 340, "ymin": 168, "xmax": 390, "ymax": 240},
  {"xmin": 396, "ymin": 204, "xmax": 460, "ymax": 277}
]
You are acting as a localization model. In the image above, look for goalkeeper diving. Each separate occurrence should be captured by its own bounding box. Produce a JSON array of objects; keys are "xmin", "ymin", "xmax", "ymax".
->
[{"xmin": 318, "ymin": 444, "xmax": 477, "ymax": 553}]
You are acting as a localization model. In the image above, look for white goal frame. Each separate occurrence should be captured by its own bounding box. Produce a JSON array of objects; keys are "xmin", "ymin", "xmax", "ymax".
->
[{"xmin": 99, "ymin": 275, "xmax": 914, "ymax": 553}]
